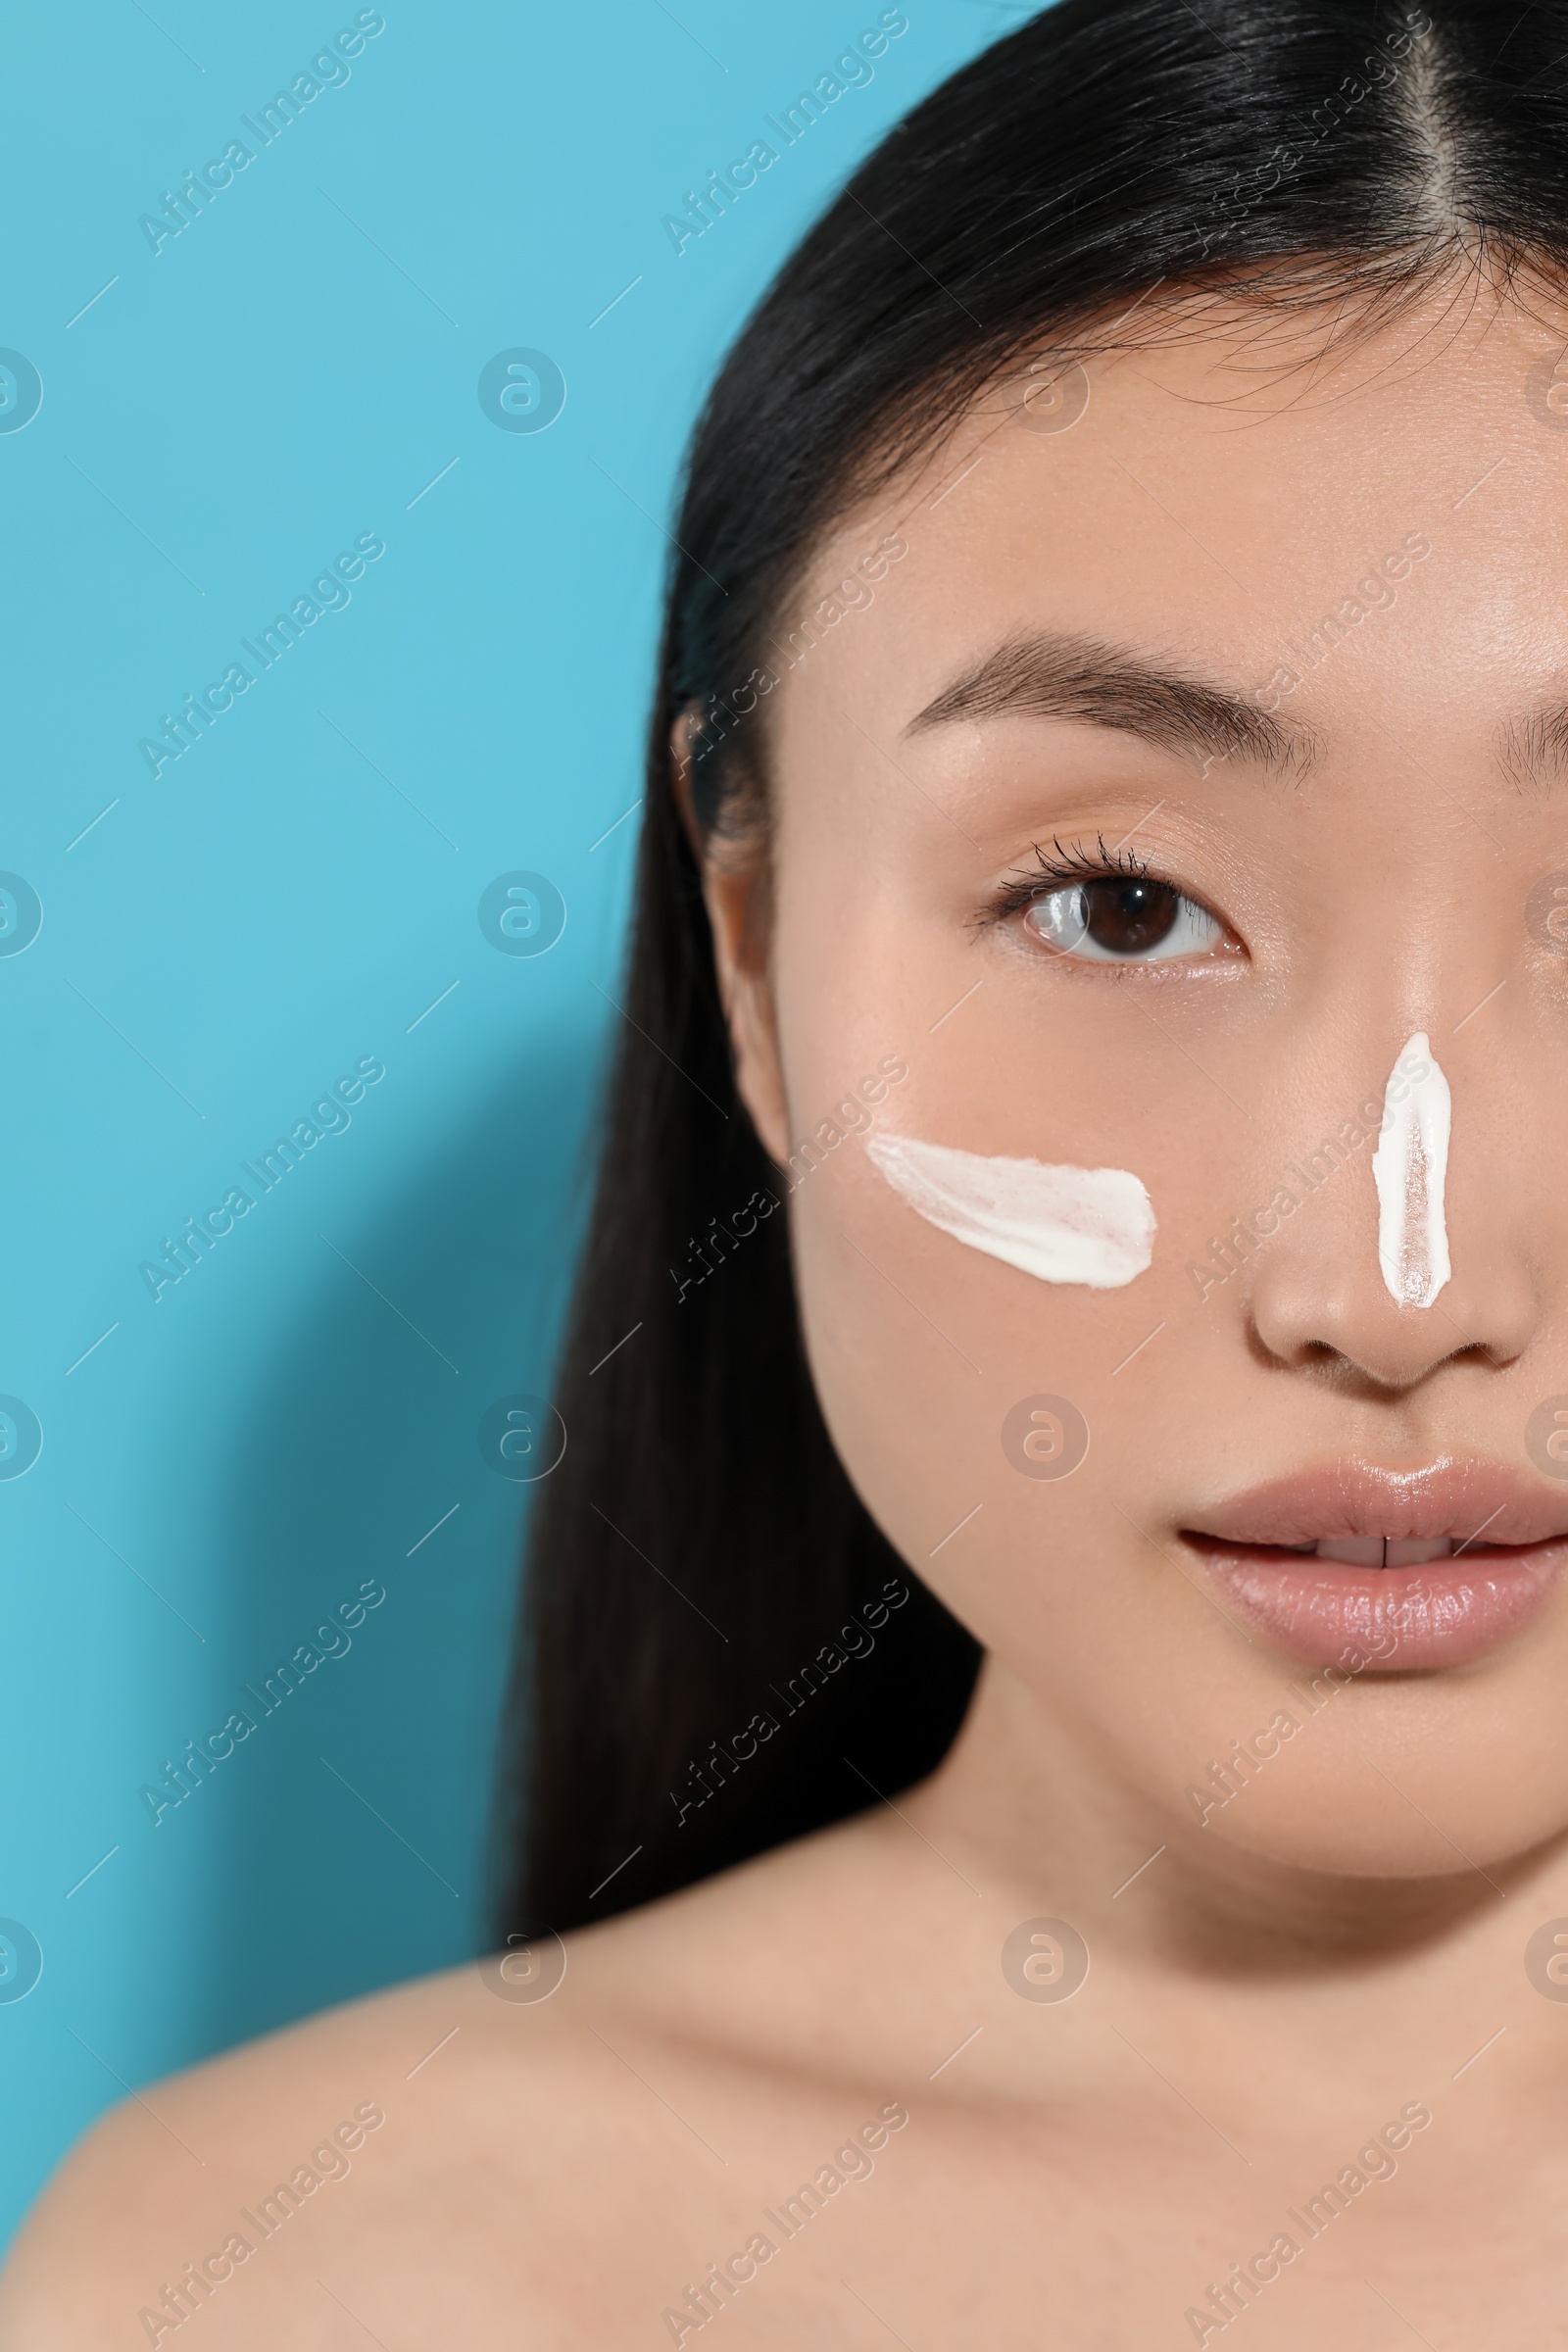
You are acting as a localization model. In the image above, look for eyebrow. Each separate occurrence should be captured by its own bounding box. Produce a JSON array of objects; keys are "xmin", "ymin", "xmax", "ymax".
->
[
  {"xmin": 904, "ymin": 630, "xmax": 1317, "ymax": 779},
  {"xmin": 1497, "ymin": 702, "xmax": 1568, "ymax": 792}
]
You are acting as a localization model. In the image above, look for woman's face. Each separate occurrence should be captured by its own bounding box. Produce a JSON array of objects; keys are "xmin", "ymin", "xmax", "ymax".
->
[{"xmin": 708, "ymin": 290, "xmax": 1568, "ymax": 1880}]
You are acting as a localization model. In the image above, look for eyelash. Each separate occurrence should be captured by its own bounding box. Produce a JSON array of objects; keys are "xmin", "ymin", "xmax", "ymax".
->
[{"xmin": 980, "ymin": 836, "xmax": 1153, "ymax": 926}]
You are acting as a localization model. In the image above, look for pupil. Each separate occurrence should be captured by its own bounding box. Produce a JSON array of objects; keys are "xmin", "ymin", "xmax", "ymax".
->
[{"xmin": 1084, "ymin": 879, "xmax": 1178, "ymax": 954}]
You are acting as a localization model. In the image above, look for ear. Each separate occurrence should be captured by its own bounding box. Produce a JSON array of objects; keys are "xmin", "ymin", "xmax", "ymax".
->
[{"xmin": 671, "ymin": 708, "xmax": 792, "ymax": 1167}]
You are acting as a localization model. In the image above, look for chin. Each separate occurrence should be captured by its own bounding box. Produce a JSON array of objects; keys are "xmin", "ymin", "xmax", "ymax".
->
[{"xmin": 1185, "ymin": 1748, "xmax": 1568, "ymax": 1883}]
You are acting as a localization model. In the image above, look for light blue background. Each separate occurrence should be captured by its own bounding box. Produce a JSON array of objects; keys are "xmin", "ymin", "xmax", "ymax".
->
[{"xmin": 0, "ymin": 0, "xmax": 1011, "ymax": 2246}]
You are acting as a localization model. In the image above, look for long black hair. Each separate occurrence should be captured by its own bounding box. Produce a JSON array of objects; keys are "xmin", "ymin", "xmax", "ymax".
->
[{"xmin": 498, "ymin": 0, "xmax": 1568, "ymax": 1935}]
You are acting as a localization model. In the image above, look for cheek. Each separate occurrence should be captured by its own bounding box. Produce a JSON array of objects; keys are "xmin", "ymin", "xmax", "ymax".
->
[
  {"xmin": 777, "ymin": 945, "xmax": 1344, "ymax": 1859},
  {"xmin": 783, "ymin": 995, "xmax": 1192, "ymax": 1701},
  {"xmin": 792, "ymin": 1137, "xmax": 1264, "ymax": 1865}
]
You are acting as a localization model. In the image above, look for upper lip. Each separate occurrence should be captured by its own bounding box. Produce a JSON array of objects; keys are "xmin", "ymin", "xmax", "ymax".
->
[{"xmin": 1184, "ymin": 1458, "xmax": 1568, "ymax": 1552}]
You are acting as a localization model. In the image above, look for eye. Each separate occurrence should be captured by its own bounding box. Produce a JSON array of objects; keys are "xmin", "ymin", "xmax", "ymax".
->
[{"xmin": 1021, "ymin": 876, "xmax": 1226, "ymax": 962}]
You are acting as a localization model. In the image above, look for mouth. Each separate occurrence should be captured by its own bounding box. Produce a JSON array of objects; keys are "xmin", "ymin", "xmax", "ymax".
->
[{"xmin": 1181, "ymin": 1458, "xmax": 1568, "ymax": 1671}]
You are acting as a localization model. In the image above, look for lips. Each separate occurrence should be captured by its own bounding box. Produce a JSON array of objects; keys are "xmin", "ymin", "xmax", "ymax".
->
[{"xmin": 1182, "ymin": 1458, "xmax": 1568, "ymax": 1670}]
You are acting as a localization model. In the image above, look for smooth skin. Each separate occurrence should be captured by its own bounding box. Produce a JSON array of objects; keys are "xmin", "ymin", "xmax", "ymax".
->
[{"xmin": 12, "ymin": 283, "xmax": 1568, "ymax": 2346}]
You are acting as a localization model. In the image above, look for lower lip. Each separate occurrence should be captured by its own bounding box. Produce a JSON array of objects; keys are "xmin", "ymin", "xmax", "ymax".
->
[{"xmin": 1187, "ymin": 1538, "xmax": 1567, "ymax": 1670}]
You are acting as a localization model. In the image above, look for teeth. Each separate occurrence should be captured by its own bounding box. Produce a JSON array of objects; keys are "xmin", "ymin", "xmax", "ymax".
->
[
  {"xmin": 1312, "ymin": 1537, "xmax": 1455, "ymax": 1568},
  {"xmin": 1314, "ymin": 1537, "xmax": 1387, "ymax": 1567},
  {"xmin": 1386, "ymin": 1537, "xmax": 1455, "ymax": 1567}
]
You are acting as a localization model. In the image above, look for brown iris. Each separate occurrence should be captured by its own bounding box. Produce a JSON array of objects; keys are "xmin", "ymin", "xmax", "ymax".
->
[{"xmin": 1079, "ymin": 878, "xmax": 1181, "ymax": 955}]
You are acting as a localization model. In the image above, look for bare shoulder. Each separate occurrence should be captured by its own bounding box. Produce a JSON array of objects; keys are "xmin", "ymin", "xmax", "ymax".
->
[{"xmin": 0, "ymin": 1809, "xmax": 940, "ymax": 2350}]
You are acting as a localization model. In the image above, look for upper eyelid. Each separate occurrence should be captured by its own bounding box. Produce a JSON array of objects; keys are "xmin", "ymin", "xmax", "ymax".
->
[
  {"xmin": 1016, "ymin": 835, "xmax": 1150, "ymax": 887},
  {"xmin": 985, "ymin": 849, "xmax": 1162, "ymax": 919}
]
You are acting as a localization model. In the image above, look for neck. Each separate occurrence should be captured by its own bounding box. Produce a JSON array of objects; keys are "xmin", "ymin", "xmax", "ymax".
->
[{"xmin": 904, "ymin": 1654, "xmax": 1568, "ymax": 2097}]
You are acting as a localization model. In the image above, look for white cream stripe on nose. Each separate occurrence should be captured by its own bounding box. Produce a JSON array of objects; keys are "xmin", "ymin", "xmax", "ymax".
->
[{"xmin": 1369, "ymin": 1032, "xmax": 1450, "ymax": 1310}]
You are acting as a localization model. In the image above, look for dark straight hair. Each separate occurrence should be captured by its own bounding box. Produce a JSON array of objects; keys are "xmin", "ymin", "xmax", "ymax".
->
[{"xmin": 498, "ymin": 0, "xmax": 1568, "ymax": 1936}]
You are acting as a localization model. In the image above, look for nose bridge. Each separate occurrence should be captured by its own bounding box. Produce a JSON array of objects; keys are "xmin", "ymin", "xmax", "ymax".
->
[{"xmin": 1238, "ymin": 1004, "xmax": 1538, "ymax": 1384}]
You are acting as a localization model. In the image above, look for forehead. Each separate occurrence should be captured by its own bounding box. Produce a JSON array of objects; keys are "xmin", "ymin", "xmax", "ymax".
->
[{"xmin": 767, "ymin": 296, "xmax": 1568, "ymax": 781}]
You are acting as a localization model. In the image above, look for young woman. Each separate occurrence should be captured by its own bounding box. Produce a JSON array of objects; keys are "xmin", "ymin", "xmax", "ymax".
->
[{"xmin": 11, "ymin": 0, "xmax": 1568, "ymax": 2339}]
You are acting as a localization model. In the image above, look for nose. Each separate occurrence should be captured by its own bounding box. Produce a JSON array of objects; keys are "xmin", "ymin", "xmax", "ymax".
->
[
  {"xmin": 1248, "ymin": 1243, "xmax": 1534, "ymax": 1389},
  {"xmin": 1240, "ymin": 1044, "xmax": 1540, "ymax": 1391}
]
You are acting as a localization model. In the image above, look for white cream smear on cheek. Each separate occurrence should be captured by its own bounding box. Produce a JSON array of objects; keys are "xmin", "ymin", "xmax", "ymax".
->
[
  {"xmin": 1370, "ymin": 1030, "xmax": 1451, "ymax": 1308},
  {"xmin": 866, "ymin": 1132, "xmax": 1154, "ymax": 1288}
]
